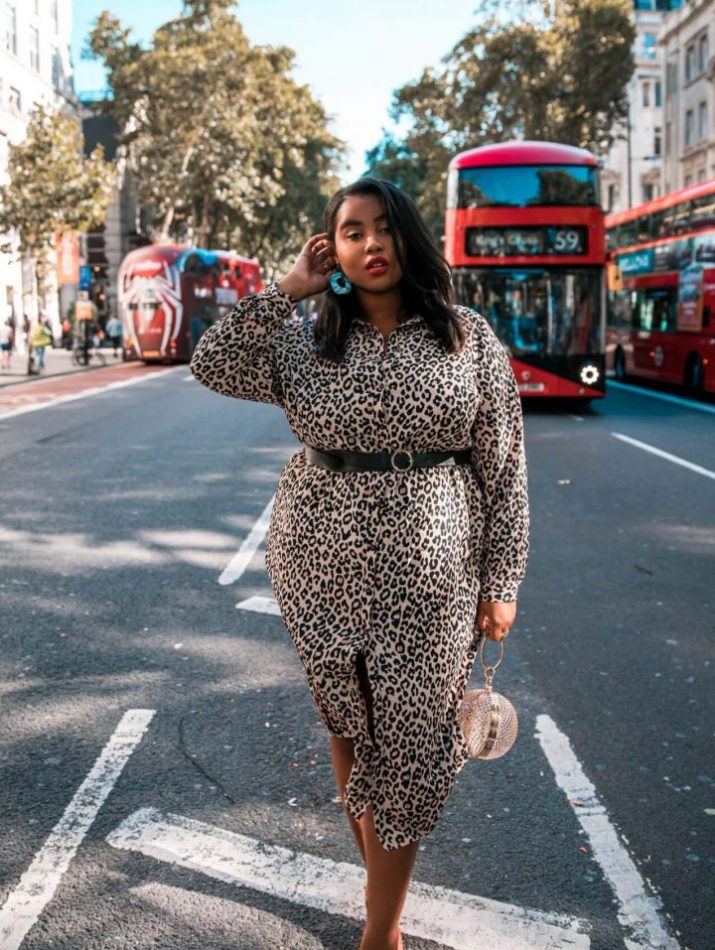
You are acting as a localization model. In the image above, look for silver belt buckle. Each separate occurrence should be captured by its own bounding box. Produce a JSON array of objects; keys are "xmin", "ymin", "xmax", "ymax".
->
[{"xmin": 390, "ymin": 449, "xmax": 414, "ymax": 472}]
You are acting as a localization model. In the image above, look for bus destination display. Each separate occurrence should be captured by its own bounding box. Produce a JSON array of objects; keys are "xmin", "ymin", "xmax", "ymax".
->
[{"xmin": 466, "ymin": 225, "xmax": 588, "ymax": 258}]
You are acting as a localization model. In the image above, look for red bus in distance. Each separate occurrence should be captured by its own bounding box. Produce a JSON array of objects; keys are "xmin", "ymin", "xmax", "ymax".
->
[
  {"xmin": 445, "ymin": 141, "xmax": 606, "ymax": 401},
  {"xmin": 118, "ymin": 245, "xmax": 263, "ymax": 363},
  {"xmin": 605, "ymin": 178, "xmax": 715, "ymax": 397}
]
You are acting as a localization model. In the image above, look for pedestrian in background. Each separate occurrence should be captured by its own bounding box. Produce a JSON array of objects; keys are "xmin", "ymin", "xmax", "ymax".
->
[
  {"xmin": 30, "ymin": 317, "xmax": 52, "ymax": 372},
  {"xmin": 61, "ymin": 315, "xmax": 72, "ymax": 350},
  {"xmin": 0, "ymin": 319, "xmax": 13, "ymax": 370},
  {"xmin": 105, "ymin": 313, "xmax": 122, "ymax": 357},
  {"xmin": 191, "ymin": 178, "xmax": 529, "ymax": 950}
]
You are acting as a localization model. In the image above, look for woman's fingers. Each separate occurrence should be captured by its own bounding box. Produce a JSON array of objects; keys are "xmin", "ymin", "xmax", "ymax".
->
[
  {"xmin": 309, "ymin": 237, "xmax": 336, "ymax": 274},
  {"xmin": 476, "ymin": 600, "xmax": 516, "ymax": 642},
  {"xmin": 479, "ymin": 618, "xmax": 510, "ymax": 641}
]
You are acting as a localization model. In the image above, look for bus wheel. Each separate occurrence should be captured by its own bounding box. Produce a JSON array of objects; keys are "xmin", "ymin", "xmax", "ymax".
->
[
  {"xmin": 614, "ymin": 349, "xmax": 627, "ymax": 381},
  {"xmin": 685, "ymin": 356, "xmax": 704, "ymax": 397}
]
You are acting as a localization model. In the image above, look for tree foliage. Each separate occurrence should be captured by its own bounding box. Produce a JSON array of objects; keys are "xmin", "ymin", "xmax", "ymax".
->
[
  {"xmin": 0, "ymin": 105, "xmax": 115, "ymax": 259},
  {"xmin": 87, "ymin": 0, "xmax": 344, "ymax": 277},
  {"xmin": 365, "ymin": 0, "xmax": 635, "ymax": 232}
]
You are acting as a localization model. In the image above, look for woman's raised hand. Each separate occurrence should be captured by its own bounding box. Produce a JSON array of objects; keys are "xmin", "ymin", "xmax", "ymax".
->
[{"xmin": 277, "ymin": 233, "xmax": 337, "ymax": 303}]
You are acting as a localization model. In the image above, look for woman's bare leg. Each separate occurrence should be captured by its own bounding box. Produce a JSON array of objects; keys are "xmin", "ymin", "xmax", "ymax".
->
[
  {"xmin": 328, "ymin": 735, "xmax": 367, "ymax": 865},
  {"xmin": 359, "ymin": 805, "xmax": 418, "ymax": 950},
  {"xmin": 354, "ymin": 652, "xmax": 419, "ymax": 948}
]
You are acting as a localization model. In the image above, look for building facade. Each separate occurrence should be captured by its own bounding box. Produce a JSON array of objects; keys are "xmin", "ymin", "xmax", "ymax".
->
[
  {"xmin": 80, "ymin": 102, "xmax": 147, "ymax": 327},
  {"xmin": 660, "ymin": 0, "xmax": 715, "ymax": 192},
  {"xmin": 601, "ymin": 1, "xmax": 684, "ymax": 214},
  {"xmin": 0, "ymin": 0, "xmax": 75, "ymax": 345}
]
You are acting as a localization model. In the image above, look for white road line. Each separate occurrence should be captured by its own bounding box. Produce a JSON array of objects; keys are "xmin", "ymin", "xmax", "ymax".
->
[
  {"xmin": 236, "ymin": 594, "xmax": 281, "ymax": 615},
  {"xmin": 0, "ymin": 709, "xmax": 155, "ymax": 950},
  {"xmin": 611, "ymin": 432, "xmax": 715, "ymax": 481},
  {"xmin": 607, "ymin": 380, "xmax": 715, "ymax": 415},
  {"xmin": 218, "ymin": 495, "xmax": 274, "ymax": 585},
  {"xmin": 0, "ymin": 367, "xmax": 183, "ymax": 421},
  {"xmin": 108, "ymin": 807, "xmax": 590, "ymax": 949},
  {"xmin": 535, "ymin": 715, "xmax": 680, "ymax": 950}
]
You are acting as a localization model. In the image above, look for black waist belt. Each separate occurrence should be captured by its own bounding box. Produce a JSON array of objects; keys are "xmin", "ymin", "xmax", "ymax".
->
[{"xmin": 304, "ymin": 444, "xmax": 472, "ymax": 473}]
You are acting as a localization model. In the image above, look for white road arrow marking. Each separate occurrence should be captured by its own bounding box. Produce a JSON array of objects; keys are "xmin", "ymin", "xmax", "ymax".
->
[
  {"xmin": 218, "ymin": 496, "xmax": 274, "ymax": 585},
  {"xmin": 235, "ymin": 594, "xmax": 281, "ymax": 615},
  {"xmin": 0, "ymin": 709, "xmax": 155, "ymax": 950},
  {"xmin": 535, "ymin": 714, "xmax": 680, "ymax": 950},
  {"xmin": 107, "ymin": 807, "xmax": 590, "ymax": 950}
]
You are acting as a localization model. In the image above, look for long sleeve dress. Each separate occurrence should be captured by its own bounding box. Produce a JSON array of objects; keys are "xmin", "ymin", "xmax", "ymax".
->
[{"xmin": 190, "ymin": 282, "xmax": 529, "ymax": 852}]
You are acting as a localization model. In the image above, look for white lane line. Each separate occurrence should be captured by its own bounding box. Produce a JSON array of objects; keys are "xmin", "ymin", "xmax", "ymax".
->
[
  {"xmin": 535, "ymin": 715, "xmax": 680, "ymax": 950},
  {"xmin": 612, "ymin": 432, "xmax": 715, "ymax": 482},
  {"xmin": 108, "ymin": 807, "xmax": 590, "ymax": 950},
  {"xmin": 218, "ymin": 495, "xmax": 274, "ymax": 585},
  {"xmin": 0, "ymin": 709, "xmax": 155, "ymax": 950},
  {"xmin": 236, "ymin": 594, "xmax": 280, "ymax": 615},
  {"xmin": 0, "ymin": 367, "xmax": 184, "ymax": 421},
  {"xmin": 607, "ymin": 380, "xmax": 715, "ymax": 415}
]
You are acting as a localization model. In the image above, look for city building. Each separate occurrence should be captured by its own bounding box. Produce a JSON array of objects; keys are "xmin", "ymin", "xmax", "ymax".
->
[
  {"xmin": 601, "ymin": 1, "xmax": 684, "ymax": 213},
  {"xmin": 659, "ymin": 0, "xmax": 715, "ymax": 192},
  {"xmin": 0, "ymin": 0, "xmax": 75, "ymax": 344},
  {"xmin": 79, "ymin": 100, "xmax": 148, "ymax": 326}
]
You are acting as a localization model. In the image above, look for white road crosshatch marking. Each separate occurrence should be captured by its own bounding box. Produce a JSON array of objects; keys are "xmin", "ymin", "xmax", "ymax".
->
[
  {"xmin": 219, "ymin": 495, "xmax": 274, "ymax": 585},
  {"xmin": 107, "ymin": 807, "xmax": 591, "ymax": 950},
  {"xmin": 236, "ymin": 594, "xmax": 281, "ymax": 615},
  {"xmin": 535, "ymin": 714, "xmax": 680, "ymax": 950},
  {"xmin": 0, "ymin": 709, "xmax": 156, "ymax": 950}
]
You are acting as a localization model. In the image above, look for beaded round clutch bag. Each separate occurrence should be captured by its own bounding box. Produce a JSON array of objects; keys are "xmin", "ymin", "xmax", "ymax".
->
[{"xmin": 458, "ymin": 635, "xmax": 518, "ymax": 760}]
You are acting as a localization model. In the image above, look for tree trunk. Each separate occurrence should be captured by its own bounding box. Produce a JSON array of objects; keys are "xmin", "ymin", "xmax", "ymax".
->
[{"xmin": 197, "ymin": 189, "xmax": 211, "ymax": 248}]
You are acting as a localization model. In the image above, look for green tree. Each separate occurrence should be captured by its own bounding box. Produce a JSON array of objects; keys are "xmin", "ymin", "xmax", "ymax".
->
[
  {"xmin": 364, "ymin": 132, "xmax": 428, "ymax": 197},
  {"xmin": 87, "ymin": 0, "xmax": 344, "ymax": 277},
  {"xmin": 366, "ymin": 0, "xmax": 635, "ymax": 232},
  {"xmin": 0, "ymin": 105, "xmax": 115, "ymax": 305}
]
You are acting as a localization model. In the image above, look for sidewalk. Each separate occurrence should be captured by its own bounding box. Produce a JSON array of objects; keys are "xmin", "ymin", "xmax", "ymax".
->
[{"xmin": 0, "ymin": 345, "xmax": 125, "ymax": 388}]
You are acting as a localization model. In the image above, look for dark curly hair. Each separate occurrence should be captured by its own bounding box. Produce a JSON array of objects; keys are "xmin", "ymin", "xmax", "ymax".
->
[{"xmin": 314, "ymin": 178, "xmax": 467, "ymax": 362}]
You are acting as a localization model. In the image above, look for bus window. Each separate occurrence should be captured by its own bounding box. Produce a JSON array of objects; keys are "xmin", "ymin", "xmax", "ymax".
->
[
  {"xmin": 664, "ymin": 201, "xmax": 692, "ymax": 236},
  {"xmin": 182, "ymin": 253, "xmax": 211, "ymax": 275},
  {"xmin": 457, "ymin": 165, "xmax": 599, "ymax": 208},
  {"xmin": 233, "ymin": 265, "xmax": 243, "ymax": 279},
  {"xmin": 454, "ymin": 268, "xmax": 602, "ymax": 357},
  {"xmin": 650, "ymin": 209, "xmax": 665, "ymax": 239},
  {"xmin": 690, "ymin": 191, "xmax": 715, "ymax": 232},
  {"xmin": 637, "ymin": 214, "xmax": 652, "ymax": 242},
  {"xmin": 619, "ymin": 219, "xmax": 639, "ymax": 247},
  {"xmin": 636, "ymin": 287, "xmax": 677, "ymax": 332}
]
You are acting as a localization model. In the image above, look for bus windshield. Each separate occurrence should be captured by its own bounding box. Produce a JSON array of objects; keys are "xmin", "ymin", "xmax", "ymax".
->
[
  {"xmin": 454, "ymin": 268, "xmax": 603, "ymax": 357},
  {"xmin": 457, "ymin": 165, "xmax": 600, "ymax": 209}
]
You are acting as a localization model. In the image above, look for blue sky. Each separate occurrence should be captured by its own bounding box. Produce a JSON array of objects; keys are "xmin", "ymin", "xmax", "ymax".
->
[{"xmin": 71, "ymin": 0, "xmax": 480, "ymax": 181}]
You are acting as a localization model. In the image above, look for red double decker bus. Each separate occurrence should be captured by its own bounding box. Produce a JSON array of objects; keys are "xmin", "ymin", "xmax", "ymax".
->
[
  {"xmin": 446, "ymin": 141, "xmax": 606, "ymax": 401},
  {"xmin": 605, "ymin": 179, "xmax": 715, "ymax": 397},
  {"xmin": 118, "ymin": 245, "xmax": 263, "ymax": 363}
]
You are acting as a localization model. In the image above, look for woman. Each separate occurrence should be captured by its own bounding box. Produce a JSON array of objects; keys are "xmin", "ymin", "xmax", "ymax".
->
[
  {"xmin": 191, "ymin": 178, "xmax": 529, "ymax": 950},
  {"xmin": 31, "ymin": 317, "xmax": 52, "ymax": 372},
  {"xmin": 0, "ymin": 319, "xmax": 13, "ymax": 370}
]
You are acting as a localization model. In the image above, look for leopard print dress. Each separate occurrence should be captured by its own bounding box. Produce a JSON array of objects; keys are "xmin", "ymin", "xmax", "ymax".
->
[{"xmin": 190, "ymin": 282, "xmax": 529, "ymax": 852}]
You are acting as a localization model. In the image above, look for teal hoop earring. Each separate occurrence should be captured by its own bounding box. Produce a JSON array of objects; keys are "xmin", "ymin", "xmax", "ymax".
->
[{"xmin": 330, "ymin": 269, "xmax": 353, "ymax": 295}]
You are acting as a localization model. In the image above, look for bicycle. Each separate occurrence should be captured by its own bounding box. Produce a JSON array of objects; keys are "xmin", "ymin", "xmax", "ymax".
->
[{"xmin": 71, "ymin": 341, "xmax": 106, "ymax": 368}]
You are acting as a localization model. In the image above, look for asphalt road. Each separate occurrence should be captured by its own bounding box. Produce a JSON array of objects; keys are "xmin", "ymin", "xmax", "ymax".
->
[{"xmin": 0, "ymin": 369, "xmax": 712, "ymax": 950}]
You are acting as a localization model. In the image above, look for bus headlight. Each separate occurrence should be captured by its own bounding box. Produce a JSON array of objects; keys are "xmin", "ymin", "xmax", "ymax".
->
[{"xmin": 579, "ymin": 363, "xmax": 600, "ymax": 386}]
